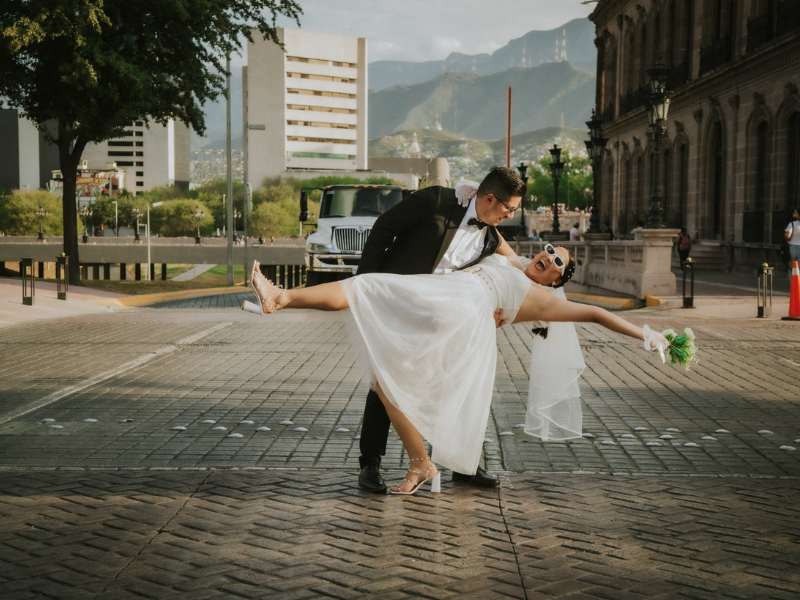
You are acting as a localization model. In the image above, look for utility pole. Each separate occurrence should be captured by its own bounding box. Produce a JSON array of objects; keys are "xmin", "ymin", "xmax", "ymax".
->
[
  {"xmin": 505, "ymin": 86, "xmax": 512, "ymax": 168},
  {"xmin": 226, "ymin": 53, "xmax": 234, "ymax": 286}
]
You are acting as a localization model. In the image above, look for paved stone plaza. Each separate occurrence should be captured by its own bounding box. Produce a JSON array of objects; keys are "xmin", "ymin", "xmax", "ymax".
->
[{"xmin": 1, "ymin": 302, "xmax": 799, "ymax": 598}]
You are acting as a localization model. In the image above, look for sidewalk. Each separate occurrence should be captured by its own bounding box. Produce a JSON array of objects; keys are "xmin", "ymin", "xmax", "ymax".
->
[
  {"xmin": 0, "ymin": 301, "xmax": 798, "ymax": 598},
  {"xmin": 0, "ymin": 276, "xmax": 127, "ymax": 328},
  {"xmin": 1, "ymin": 260, "xmax": 799, "ymax": 599}
]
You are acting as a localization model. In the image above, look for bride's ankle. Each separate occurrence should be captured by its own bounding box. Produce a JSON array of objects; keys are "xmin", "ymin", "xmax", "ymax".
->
[
  {"xmin": 275, "ymin": 290, "xmax": 290, "ymax": 309},
  {"xmin": 408, "ymin": 456, "xmax": 436, "ymax": 475}
]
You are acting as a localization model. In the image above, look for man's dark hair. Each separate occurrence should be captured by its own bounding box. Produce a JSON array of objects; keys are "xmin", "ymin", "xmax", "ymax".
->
[{"xmin": 477, "ymin": 166, "xmax": 526, "ymax": 201}]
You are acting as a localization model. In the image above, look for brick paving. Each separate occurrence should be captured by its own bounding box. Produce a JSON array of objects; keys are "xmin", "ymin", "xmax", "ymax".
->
[{"xmin": 1, "ymin": 305, "xmax": 799, "ymax": 598}]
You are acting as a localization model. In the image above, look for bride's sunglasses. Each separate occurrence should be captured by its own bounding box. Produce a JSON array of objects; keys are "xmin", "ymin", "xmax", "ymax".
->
[{"xmin": 543, "ymin": 243, "xmax": 566, "ymax": 273}]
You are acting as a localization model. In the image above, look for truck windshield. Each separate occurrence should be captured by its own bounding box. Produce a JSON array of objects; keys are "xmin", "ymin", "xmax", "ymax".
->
[{"xmin": 320, "ymin": 188, "xmax": 403, "ymax": 218}]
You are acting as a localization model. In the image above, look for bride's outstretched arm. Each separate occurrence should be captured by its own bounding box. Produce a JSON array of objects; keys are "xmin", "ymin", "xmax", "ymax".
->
[{"xmin": 514, "ymin": 285, "xmax": 644, "ymax": 341}]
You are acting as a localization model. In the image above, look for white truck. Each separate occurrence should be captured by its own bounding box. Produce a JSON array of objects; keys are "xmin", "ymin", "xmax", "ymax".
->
[{"xmin": 300, "ymin": 184, "xmax": 406, "ymax": 285}]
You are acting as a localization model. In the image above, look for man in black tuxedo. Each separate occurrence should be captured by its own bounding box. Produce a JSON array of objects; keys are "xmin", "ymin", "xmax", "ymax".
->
[{"xmin": 356, "ymin": 166, "xmax": 527, "ymax": 492}]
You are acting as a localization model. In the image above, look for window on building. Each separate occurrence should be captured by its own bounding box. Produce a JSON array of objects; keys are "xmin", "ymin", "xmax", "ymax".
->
[
  {"xmin": 678, "ymin": 142, "xmax": 689, "ymax": 228},
  {"xmin": 708, "ymin": 120, "xmax": 725, "ymax": 238},
  {"xmin": 624, "ymin": 158, "xmax": 633, "ymax": 233},
  {"xmin": 136, "ymin": 171, "xmax": 144, "ymax": 177},
  {"xmin": 136, "ymin": 181, "xmax": 144, "ymax": 187},
  {"xmin": 744, "ymin": 120, "xmax": 768, "ymax": 242},
  {"xmin": 783, "ymin": 112, "xmax": 800, "ymax": 240},
  {"xmin": 108, "ymin": 151, "xmax": 134, "ymax": 157}
]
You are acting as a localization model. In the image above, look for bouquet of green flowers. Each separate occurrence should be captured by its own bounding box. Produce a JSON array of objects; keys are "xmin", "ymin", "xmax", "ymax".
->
[{"xmin": 661, "ymin": 328, "xmax": 698, "ymax": 370}]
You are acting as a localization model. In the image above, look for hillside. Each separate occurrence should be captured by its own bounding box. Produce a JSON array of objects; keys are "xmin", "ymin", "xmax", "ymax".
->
[
  {"xmin": 369, "ymin": 61, "xmax": 595, "ymax": 140},
  {"xmin": 369, "ymin": 126, "xmax": 587, "ymax": 180}
]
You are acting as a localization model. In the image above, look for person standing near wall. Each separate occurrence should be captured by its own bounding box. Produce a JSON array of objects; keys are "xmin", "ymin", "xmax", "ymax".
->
[
  {"xmin": 677, "ymin": 228, "xmax": 692, "ymax": 268},
  {"xmin": 785, "ymin": 208, "xmax": 800, "ymax": 275}
]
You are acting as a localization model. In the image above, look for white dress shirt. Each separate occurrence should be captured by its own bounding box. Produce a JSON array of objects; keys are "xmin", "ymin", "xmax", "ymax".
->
[{"xmin": 434, "ymin": 199, "xmax": 487, "ymax": 273}]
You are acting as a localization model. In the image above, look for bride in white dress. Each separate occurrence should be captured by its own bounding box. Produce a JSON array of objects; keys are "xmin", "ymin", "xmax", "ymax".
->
[{"xmin": 247, "ymin": 247, "xmax": 668, "ymax": 494}]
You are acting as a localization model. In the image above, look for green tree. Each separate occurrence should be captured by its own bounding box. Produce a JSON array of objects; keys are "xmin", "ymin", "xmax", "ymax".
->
[
  {"xmin": 0, "ymin": 190, "xmax": 76, "ymax": 236},
  {"xmin": 528, "ymin": 151, "xmax": 593, "ymax": 209},
  {"xmin": 0, "ymin": 0, "xmax": 301, "ymax": 283},
  {"xmin": 150, "ymin": 199, "xmax": 213, "ymax": 236}
]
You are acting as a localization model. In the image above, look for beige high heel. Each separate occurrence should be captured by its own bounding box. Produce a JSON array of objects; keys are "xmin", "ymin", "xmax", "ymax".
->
[
  {"xmin": 249, "ymin": 261, "xmax": 284, "ymax": 313},
  {"xmin": 390, "ymin": 457, "xmax": 441, "ymax": 495}
]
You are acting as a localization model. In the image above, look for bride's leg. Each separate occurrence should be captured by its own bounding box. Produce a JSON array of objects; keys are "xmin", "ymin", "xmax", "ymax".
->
[
  {"xmin": 372, "ymin": 383, "xmax": 439, "ymax": 493},
  {"xmin": 252, "ymin": 266, "xmax": 348, "ymax": 312}
]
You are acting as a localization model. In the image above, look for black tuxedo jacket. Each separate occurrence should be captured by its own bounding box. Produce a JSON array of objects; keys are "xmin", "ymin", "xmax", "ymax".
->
[{"xmin": 357, "ymin": 186, "xmax": 500, "ymax": 276}]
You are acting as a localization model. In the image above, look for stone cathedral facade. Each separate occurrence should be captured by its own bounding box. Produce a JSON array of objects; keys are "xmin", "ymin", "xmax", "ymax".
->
[{"xmin": 590, "ymin": 1, "xmax": 800, "ymax": 267}]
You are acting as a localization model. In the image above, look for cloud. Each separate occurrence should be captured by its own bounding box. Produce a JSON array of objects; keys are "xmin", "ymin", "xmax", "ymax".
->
[{"xmin": 272, "ymin": 0, "xmax": 593, "ymax": 63}]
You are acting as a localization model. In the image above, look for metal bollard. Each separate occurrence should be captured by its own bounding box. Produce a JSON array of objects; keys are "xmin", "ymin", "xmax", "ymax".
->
[
  {"xmin": 682, "ymin": 257, "xmax": 695, "ymax": 309},
  {"xmin": 757, "ymin": 262, "xmax": 774, "ymax": 318},
  {"xmin": 21, "ymin": 258, "xmax": 34, "ymax": 305},
  {"xmin": 56, "ymin": 254, "xmax": 68, "ymax": 300}
]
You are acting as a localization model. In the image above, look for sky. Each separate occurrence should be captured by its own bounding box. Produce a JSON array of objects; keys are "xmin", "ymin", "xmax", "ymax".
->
[{"xmin": 269, "ymin": 0, "xmax": 594, "ymax": 63}]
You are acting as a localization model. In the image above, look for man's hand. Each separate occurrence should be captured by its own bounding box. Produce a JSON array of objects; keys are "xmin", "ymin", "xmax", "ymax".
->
[{"xmin": 493, "ymin": 309, "xmax": 506, "ymax": 328}]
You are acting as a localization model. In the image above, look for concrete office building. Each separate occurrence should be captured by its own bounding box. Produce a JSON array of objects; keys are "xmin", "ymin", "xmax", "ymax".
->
[
  {"xmin": 81, "ymin": 120, "xmax": 191, "ymax": 194},
  {"xmin": 0, "ymin": 108, "xmax": 59, "ymax": 191},
  {"xmin": 244, "ymin": 28, "xmax": 368, "ymax": 188},
  {"xmin": 0, "ymin": 109, "xmax": 190, "ymax": 194},
  {"xmin": 590, "ymin": 0, "xmax": 800, "ymax": 268}
]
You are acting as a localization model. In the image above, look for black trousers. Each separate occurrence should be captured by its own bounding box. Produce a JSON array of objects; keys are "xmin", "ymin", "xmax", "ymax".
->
[{"xmin": 359, "ymin": 389, "xmax": 391, "ymax": 468}]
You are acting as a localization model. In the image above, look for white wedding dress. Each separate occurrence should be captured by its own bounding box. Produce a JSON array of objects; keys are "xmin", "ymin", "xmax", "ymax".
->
[{"xmin": 342, "ymin": 253, "xmax": 583, "ymax": 474}]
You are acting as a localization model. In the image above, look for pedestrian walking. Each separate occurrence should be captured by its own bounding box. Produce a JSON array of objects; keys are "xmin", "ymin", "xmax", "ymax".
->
[
  {"xmin": 677, "ymin": 227, "xmax": 692, "ymax": 267},
  {"xmin": 785, "ymin": 208, "xmax": 800, "ymax": 275}
]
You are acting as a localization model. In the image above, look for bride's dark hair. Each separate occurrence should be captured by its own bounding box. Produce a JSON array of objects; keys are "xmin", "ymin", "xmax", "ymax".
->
[
  {"xmin": 553, "ymin": 258, "xmax": 576, "ymax": 289},
  {"xmin": 532, "ymin": 257, "xmax": 576, "ymax": 338}
]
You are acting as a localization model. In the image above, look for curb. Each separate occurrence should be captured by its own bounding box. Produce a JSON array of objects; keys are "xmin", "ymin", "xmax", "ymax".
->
[
  {"xmin": 118, "ymin": 286, "xmax": 249, "ymax": 307},
  {"xmin": 645, "ymin": 295, "xmax": 666, "ymax": 307},
  {"xmin": 566, "ymin": 292, "xmax": 640, "ymax": 311}
]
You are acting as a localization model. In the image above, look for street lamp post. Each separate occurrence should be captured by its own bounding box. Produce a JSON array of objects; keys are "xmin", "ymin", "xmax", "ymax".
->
[
  {"xmin": 146, "ymin": 202, "xmax": 163, "ymax": 282},
  {"xmin": 112, "ymin": 200, "xmax": 119, "ymax": 236},
  {"xmin": 517, "ymin": 161, "xmax": 529, "ymax": 237},
  {"xmin": 193, "ymin": 208, "xmax": 205, "ymax": 245},
  {"xmin": 132, "ymin": 208, "xmax": 142, "ymax": 242},
  {"xmin": 36, "ymin": 206, "xmax": 47, "ymax": 241},
  {"xmin": 585, "ymin": 109, "xmax": 608, "ymax": 233},
  {"xmin": 233, "ymin": 209, "xmax": 242, "ymax": 242},
  {"xmin": 645, "ymin": 62, "xmax": 671, "ymax": 229},
  {"xmin": 548, "ymin": 144, "xmax": 565, "ymax": 235},
  {"xmin": 80, "ymin": 206, "xmax": 93, "ymax": 243}
]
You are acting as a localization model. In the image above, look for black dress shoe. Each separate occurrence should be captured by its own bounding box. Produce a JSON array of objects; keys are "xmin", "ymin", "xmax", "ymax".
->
[
  {"xmin": 358, "ymin": 464, "xmax": 387, "ymax": 493},
  {"xmin": 452, "ymin": 466, "xmax": 499, "ymax": 488}
]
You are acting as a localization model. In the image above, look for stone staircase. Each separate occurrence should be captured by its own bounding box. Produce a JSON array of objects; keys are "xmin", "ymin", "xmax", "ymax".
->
[{"xmin": 671, "ymin": 241, "xmax": 728, "ymax": 271}]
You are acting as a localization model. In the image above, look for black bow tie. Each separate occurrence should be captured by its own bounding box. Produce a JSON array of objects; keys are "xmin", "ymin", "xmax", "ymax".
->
[{"xmin": 467, "ymin": 217, "xmax": 488, "ymax": 230}]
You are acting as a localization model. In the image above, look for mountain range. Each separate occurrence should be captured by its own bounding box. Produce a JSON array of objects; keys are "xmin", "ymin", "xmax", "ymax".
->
[
  {"xmin": 369, "ymin": 60, "xmax": 595, "ymax": 140},
  {"xmin": 368, "ymin": 18, "xmax": 595, "ymax": 92}
]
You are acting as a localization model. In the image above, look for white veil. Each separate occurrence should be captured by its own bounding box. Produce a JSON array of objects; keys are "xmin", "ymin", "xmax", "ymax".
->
[{"xmin": 524, "ymin": 286, "xmax": 585, "ymax": 441}]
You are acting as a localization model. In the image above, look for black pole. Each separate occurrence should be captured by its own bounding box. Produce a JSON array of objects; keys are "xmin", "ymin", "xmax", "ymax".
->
[
  {"xmin": 589, "ymin": 155, "xmax": 601, "ymax": 232},
  {"xmin": 552, "ymin": 177, "xmax": 561, "ymax": 234}
]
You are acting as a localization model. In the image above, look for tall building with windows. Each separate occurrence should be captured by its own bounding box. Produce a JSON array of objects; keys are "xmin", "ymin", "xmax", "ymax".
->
[
  {"xmin": 0, "ymin": 108, "xmax": 59, "ymax": 191},
  {"xmin": 591, "ymin": 1, "xmax": 800, "ymax": 267},
  {"xmin": 0, "ymin": 110, "xmax": 190, "ymax": 194},
  {"xmin": 81, "ymin": 120, "xmax": 190, "ymax": 193},
  {"xmin": 244, "ymin": 28, "xmax": 368, "ymax": 188}
]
